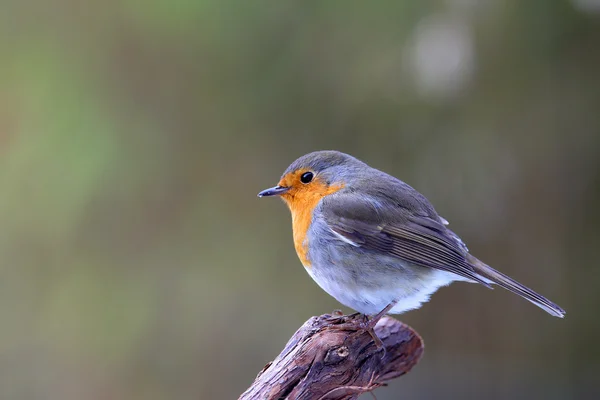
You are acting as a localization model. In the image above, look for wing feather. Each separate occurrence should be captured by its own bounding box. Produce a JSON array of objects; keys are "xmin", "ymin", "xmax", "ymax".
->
[{"xmin": 322, "ymin": 195, "xmax": 492, "ymax": 287}]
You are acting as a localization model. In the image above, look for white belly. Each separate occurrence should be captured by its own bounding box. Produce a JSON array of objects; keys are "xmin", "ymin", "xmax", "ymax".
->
[{"xmin": 306, "ymin": 266, "xmax": 461, "ymax": 315}]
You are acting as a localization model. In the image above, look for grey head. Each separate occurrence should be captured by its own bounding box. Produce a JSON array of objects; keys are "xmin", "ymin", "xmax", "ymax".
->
[
  {"xmin": 258, "ymin": 150, "xmax": 438, "ymax": 221},
  {"xmin": 281, "ymin": 150, "xmax": 369, "ymax": 186}
]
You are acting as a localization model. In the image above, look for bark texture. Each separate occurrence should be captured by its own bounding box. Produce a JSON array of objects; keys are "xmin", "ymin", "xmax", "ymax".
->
[{"xmin": 240, "ymin": 313, "xmax": 424, "ymax": 400}]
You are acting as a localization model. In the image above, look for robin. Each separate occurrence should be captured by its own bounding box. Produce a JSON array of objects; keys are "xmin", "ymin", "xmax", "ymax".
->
[{"xmin": 258, "ymin": 151, "xmax": 565, "ymax": 335}]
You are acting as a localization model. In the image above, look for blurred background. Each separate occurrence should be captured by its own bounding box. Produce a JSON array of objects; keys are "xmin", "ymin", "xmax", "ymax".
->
[{"xmin": 1, "ymin": 0, "xmax": 599, "ymax": 399}]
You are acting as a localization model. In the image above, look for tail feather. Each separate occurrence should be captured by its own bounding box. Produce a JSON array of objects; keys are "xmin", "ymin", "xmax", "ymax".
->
[{"xmin": 467, "ymin": 255, "xmax": 566, "ymax": 318}]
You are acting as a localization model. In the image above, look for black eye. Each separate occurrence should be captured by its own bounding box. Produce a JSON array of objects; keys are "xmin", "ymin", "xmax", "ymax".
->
[{"xmin": 300, "ymin": 171, "xmax": 314, "ymax": 184}]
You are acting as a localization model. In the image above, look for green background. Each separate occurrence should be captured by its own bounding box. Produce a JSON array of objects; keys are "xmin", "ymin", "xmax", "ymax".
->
[{"xmin": 1, "ymin": 1, "xmax": 599, "ymax": 399}]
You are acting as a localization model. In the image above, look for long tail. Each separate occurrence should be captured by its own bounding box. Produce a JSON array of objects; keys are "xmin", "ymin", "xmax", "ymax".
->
[{"xmin": 467, "ymin": 254, "xmax": 566, "ymax": 318}]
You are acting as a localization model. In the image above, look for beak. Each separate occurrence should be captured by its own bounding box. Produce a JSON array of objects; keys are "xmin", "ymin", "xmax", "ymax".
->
[{"xmin": 258, "ymin": 185, "xmax": 289, "ymax": 197}]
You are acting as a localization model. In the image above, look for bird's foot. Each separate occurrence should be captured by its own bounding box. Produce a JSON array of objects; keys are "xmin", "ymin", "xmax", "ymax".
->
[
  {"xmin": 327, "ymin": 302, "xmax": 399, "ymax": 354},
  {"xmin": 328, "ymin": 314, "xmax": 386, "ymax": 354}
]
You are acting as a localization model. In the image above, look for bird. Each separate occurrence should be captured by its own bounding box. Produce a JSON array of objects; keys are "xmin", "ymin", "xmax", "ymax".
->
[{"xmin": 258, "ymin": 150, "xmax": 565, "ymax": 330}]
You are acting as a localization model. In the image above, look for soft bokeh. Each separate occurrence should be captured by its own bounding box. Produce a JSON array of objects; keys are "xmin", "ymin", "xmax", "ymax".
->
[{"xmin": 1, "ymin": 1, "xmax": 599, "ymax": 399}]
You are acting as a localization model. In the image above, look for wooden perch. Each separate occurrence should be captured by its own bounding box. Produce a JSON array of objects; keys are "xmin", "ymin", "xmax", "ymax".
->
[{"xmin": 240, "ymin": 312, "xmax": 424, "ymax": 400}]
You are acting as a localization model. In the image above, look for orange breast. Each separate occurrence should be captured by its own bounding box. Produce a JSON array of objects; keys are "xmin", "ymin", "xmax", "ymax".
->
[
  {"xmin": 280, "ymin": 178, "xmax": 344, "ymax": 269},
  {"xmin": 290, "ymin": 202, "xmax": 316, "ymax": 268}
]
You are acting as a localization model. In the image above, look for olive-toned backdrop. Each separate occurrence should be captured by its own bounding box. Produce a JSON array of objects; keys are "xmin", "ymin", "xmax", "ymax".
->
[{"xmin": 1, "ymin": 1, "xmax": 599, "ymax": 399}]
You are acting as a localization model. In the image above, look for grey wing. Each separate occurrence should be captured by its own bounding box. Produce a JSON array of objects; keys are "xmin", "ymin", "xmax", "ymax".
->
[{"xmin": 321, "ymin": 193, "xmax": 492, "ymax": 287}]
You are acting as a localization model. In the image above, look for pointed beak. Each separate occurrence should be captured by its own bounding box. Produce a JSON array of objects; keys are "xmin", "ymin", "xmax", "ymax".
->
[{"xmin": 257, "ymin": 185, "xmax": 289, "ymax": 197}]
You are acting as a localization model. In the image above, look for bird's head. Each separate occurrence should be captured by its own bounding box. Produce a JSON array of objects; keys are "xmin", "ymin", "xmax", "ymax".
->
[{"xmin": 258, "ymin": 150, "xmax": 366, "ymax": 210}]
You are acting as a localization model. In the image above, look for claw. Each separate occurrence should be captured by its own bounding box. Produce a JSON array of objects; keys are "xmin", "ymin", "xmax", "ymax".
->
[{"xmin": 327, "ymin": 300, "xmax": 399, "ymax": 358}]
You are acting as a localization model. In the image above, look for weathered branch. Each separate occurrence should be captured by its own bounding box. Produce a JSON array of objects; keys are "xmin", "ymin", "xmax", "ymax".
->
[{"xmin": 240, "ymin": 312, "xmax": 424, "ymax": 400}]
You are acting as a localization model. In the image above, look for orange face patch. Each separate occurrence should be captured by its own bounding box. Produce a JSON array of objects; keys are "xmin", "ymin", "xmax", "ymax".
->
[{"xmin": 278, "ymin": 169, "xmax": 344, "ymax": 269}]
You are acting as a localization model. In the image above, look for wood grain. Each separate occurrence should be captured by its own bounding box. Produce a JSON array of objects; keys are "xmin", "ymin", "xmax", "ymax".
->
[{"xmin": 240, "ymin": 313, "xmax": 424, "ymax": 400}]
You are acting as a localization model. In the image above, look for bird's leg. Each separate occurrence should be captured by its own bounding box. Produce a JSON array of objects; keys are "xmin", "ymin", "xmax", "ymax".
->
[
  {"xmin": 361, "ymin": 300, "xmax": 399, "ymax": 351},
  {"xmin": 327, "ymin": 300, "xmax": 399, "ymax": 351},
  {"xmin": 364, "ymin": 299, "xmax": 398, "ymax": 331}
]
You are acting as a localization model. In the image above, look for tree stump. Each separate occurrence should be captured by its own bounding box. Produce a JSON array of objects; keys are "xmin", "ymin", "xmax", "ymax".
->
[{"xmin": 240, "ymin": 312, "xmax": 424, "ymax": 400}]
